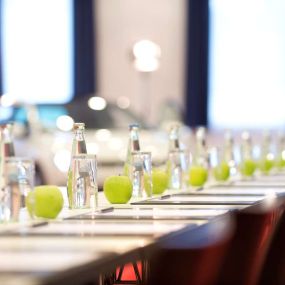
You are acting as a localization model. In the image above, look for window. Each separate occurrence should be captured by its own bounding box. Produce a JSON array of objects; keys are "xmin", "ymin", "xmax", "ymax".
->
[
  {"xmin": 208, "ymin": 0, "xmax": 285, "ymax": 129},
  {"xmin": 1, "ymin": 0, "xmax": 73, "ymax": 103}
]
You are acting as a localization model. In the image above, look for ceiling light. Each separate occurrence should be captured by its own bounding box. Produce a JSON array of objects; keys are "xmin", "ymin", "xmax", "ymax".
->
[{"xmin": 88, "ymin": 97, "xmax": 107, "ymax": 110}]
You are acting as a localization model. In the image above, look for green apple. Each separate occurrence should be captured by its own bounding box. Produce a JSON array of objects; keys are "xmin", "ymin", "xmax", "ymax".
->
[
  {"xmin": 214, "ymin": 161, "xmax": 230, "ymax": 181},
  {"xmin": 259, "ymin": 158, "xmax": 274, "ymax": 174},
  {"xmin": 189, "ymin": 165, "xmax": 208, "ymax": 186},
  {"xmin": 103, "ymin": 175, "xmax": 132, "ymax": 204},
  {"xmin": 152, "ymin": 169, "xmax": 168, "ymax": 195},
  {"xmin": 26, "ymin": 185, "xmax": 64, "ymax": 219},
  {"xmin": 239, "ymin": 159, "xmax": 256, "ymax": 177}
]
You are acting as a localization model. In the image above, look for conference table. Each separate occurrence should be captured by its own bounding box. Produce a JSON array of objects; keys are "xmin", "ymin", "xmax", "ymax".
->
[{"xmin": 1, "ymin": 174, "xmax": 285, "ymax": 285}]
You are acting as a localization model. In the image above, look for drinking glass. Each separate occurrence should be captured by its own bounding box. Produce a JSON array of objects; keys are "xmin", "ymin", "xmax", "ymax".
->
[
  {"xmin": 0, "ymin": 157, "xmax": 34, "ymax": 222},
  {"xmin": 67, "ymin": 154, "xmax": 98, "ymax": 209},
  {"xmin": 167, "ymin": 150, "xmax": 190, "ymax": 190},
  {"xmin": 130, "ymin": 151, "xmax": 152, "ymax": 199}
]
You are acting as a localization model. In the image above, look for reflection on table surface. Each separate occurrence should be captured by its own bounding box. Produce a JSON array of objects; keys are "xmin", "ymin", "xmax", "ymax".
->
[
  {"xmin": 232, "ymin": 177, "xmax": 285, "ymax": 186},
  {"xmin": 0, "ymin": 234, "xmax": 154, "ymax": 274},
  {"xmin": 203, "ymin": 185, "xmax": 284, "ymax": 195},
  {"xmin": 68, "ymin": 207, "xmax": 229, "ymax": 221},
  {"xmin": 11, "ymin": 220, "xmax": 195, "ymax": 237},
  {"xmin": 131, "ymin": 193, "xmax": 262, "ymax": 205},
  {"xmin": 152, "ymin": 195, "xmax": 263, "ymax": 202}
]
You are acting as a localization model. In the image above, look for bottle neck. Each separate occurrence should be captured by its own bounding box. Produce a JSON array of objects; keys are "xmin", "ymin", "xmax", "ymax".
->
[
  {"xmin": 75, "ymin": 129, "xmax": 85, "ymax": 141},
  {"xmin": 223, "ymin": 138, "xmax": 235, "ymax": 162},
  {"xmin": 129, "ymin": 129, "xmax": 140, "ymax": 152},
  {"xmin": 0, "ymin": 134, "xmax": 5, "ymax": 188},
  {"xmin": 277, "ymin": 137, "xmax": 285, "ymax": 153},
  {"xmin": 71, "ymin": 129, "xmax": 87, "ymax": 155},
  {"xmin": 241, "ymin": 139, "xmax": 252, "ymax": 160},
  {"xmin": 169, "ymin": 128, "xmax": 180, "ymax": 151},
  {"xmin": 194, "ymin": 137, "xmax": 208, "ymax": 166},
  {"xmin": 0, "ymin": 126, "xmax": 15, "ymax": 157},
  {"xmin": 261, "ymin": 138, "xmax": 271, "ymax": 157}
]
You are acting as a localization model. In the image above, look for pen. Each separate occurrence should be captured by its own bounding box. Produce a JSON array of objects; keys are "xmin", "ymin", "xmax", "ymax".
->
[
  {"xmin": 31, "ymin": 221, "xmax": 49, "ymax": 228},
  {"xmin": 160, "ymin": 194, "xmax": 171, "ymax": 200},
  {"xmin": 99, "ymin": 207, "xmax": 114, "ymax": 213}
]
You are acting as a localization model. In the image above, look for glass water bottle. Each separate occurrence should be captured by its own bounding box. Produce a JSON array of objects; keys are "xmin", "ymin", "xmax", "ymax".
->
[
  {"xmin": 0, "ymin": 131, "xmax": 5, "ymax": 190},
  {"xmin": 70, "ymin": 123, "xmax": 87, "ymax": 155},
  {"xmin": 67, "ymin": 123, "xmax": 87, "ymax": 208},
  {"xmin": 124, "ymin": 124, "xmax": 141, "ymax": 176},
  {"xmin": 223, "ymin": 130, "xmax": 237, "ymax": 176},
  {"xmin": 194, "ymin": 127, "xmax": 208, "ymax": 168},
  {"xmin": 1, "ymin": 123, "xmax": 17, "ymax": 221},
  {"xmin": 0, "ymin": 123, "xmax": 15, "ymax": 157},
  {"xmin": 167, "ymin": 124, "xmax": 190, "ymax": 189},
  {"xmin": 0, "ymin": 123, "xmax": 15, "ymax": 190},
  {"xmin": 168, "ymin": 124, "xmax": 180, "ymax": 152},
  {"xmin": 275, "ymin": 132, "xmax": 285, "ymax": 170},
  {"xmin": 259, "ymin": 130, "xmax": 274, "ymax": 174}
]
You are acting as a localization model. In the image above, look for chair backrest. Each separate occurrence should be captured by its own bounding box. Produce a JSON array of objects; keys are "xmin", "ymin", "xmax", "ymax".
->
[
  {"xmin": 258, "ymin": 194, "xmax": 285, "ymax": 285},
  {"xmin": 215, "ymin": 195, "xmax": 285, "ymax": 285},
  {"xmin": 147, "ymin": 214, "xmax": 234, "ymax": 285}
]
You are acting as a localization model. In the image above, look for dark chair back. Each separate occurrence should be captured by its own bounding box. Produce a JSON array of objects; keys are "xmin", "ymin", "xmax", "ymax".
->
[
  {"xmin": 216, "ymin": 195, "xmax": 284, "ymax": 285},
  {"xmin": 147, "ymin": 214, "xmax": 234, "ymax": 285},
  {"xmin": 258, "ymin": 195, "xmax": 285, "ymax": 285}
]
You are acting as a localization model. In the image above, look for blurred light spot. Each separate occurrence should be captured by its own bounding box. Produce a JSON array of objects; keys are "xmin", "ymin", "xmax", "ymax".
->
[
  {"xmin": 265, "ymin": 190, "xmax": 277, "ymax": 199},
  {"xmin": 266, "ymin": 153, "xmax": 274, "ymax": 160},
  {"xmin": 134, "ymin": 58, "xmax": 159, "ymax": 72},
  {"xmin": 133, "ymin": 40, "xmax": 161, "ymax": 59},
  {"xmin": 282, "ymin": 150, "xmax": 285, "ymax": 160},
  {"xmin": 87, "ymin": 143, "xmax": 99, "ymax": 154},
  {"xmin": 138, "ymin": 240, "xmax": 147, "ymax": 247},
  {"xmin": 54, "ymin": 149, "xmax": 70, "ymax": 172},
  {"xmin": 241, "ymin": 131, "xmax": 250, "ymax": 141},
  {"xmin": 95, "ymin": 129, "xmax": 112, "ymax": 141},
  {"xmin": 108, "ymin": 138, "xmax": 123, "ymax": 150},
  {"xmin": 228, "ymin": 160, "xmax": 235, "ymax": 168},
  {"xmin": 116, "ymin": 96, "xmax": 130, "ymax": 109},
  {"xmin": 133, "ymin": 40, "xmax": 161, "ymax": 72},
  {"xmin": 0, "ymin": 94, "xmax": 15, "ymax": 107},
  {"xmin": 88, "ymin": 97, "xmax": 106, "ymax": 110},
  {"xmin": 264, "ymin": 191, "xmax": 277, "ymax": 207},
  {"xmin": 56, "ymin": 115, "xmax": 74, "ymax": 131}
]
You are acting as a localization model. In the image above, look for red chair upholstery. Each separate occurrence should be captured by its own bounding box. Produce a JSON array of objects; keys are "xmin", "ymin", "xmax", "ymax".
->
[{"xmin": 115, "ymin": 262, "xmax": 142, "ymax": 283}]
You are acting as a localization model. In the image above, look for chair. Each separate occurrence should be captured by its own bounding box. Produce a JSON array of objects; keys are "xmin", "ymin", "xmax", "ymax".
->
[
  {"xmin": 215, "ymin": 195, "xmax": 285, "ymax": 285},
  {"xmin": 147, "ymin": 214, "xmax": 234, "ymax": 285},
  {"xmin": 258, "ymin": 195, "xmax": 285, "ymax": 285}
]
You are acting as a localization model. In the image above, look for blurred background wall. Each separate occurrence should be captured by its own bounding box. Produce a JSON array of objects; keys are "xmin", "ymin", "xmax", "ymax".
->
[{"xmin": 95, "ymin": 0, "xmax": 187, "ymax": 126}]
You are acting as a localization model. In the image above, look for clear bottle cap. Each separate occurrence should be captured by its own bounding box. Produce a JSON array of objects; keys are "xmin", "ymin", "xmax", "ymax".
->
[
  {"xmin": 129, "ymin": 123, "xmax": 140, "ymax": 130},
  {"xmin": 73, "ymin": 122, "xmax": 85, "ymax": 130},
  {"xmin": 241, "ymin": 131, "xmax": 251, "ymax": 141}
]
